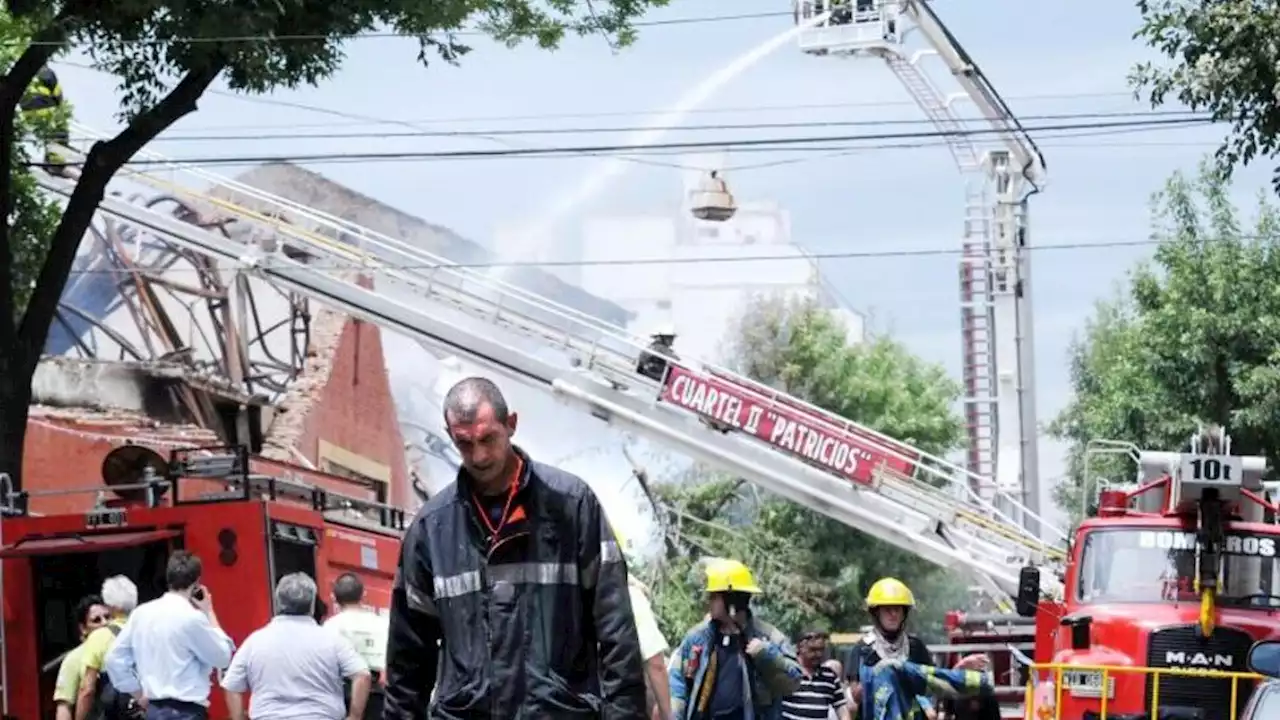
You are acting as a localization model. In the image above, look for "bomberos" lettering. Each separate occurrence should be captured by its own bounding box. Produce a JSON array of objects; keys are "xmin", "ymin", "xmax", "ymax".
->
[{"xmin": 1137, "ymin": 530, "xmax": 1278, "ymax": 557}]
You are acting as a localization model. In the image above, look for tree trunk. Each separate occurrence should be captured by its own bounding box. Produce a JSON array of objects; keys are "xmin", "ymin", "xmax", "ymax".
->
[
  {"xmin": 0, "ymin": 63, "xmax": 225, "ymax": 492},
  {"xmin": 0, "ymin": 374, "xmax": 34, "ymax": 509},
  {"xmin": 0, "ymin": 34, "xmax": 71, "ymax": 492}
]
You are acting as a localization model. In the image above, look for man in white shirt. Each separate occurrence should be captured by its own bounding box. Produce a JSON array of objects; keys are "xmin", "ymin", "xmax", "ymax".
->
[
  {"xmin": 103, "ymin": 551, "xmax": 235, "ymax": 719},
  {"xmin": 323, "ymin": 573, "xmax": 387, "ymax": 719},
  {"xmin": 223, "ymin": 573, "xmax": 371, "ymax": 720}
]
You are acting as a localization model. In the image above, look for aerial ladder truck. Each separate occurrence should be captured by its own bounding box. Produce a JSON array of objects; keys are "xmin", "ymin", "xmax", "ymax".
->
[{"xmin": 790, "ymin": 0, "xmax": 1048, "ymax": 535}]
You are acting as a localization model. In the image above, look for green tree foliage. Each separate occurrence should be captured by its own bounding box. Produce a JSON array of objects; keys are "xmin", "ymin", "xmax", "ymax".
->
[
  {"xmin": 0, "ymin": 0, "xmax": 667, "ymax": 488},
  {"xmin": 0, "ymin": 11, "xmax": 62, "ymax": 319},
  {"xmin": 641, "ymin": 295, "xmax": 969, "ymax": 643},
  {"xmin": 1050, "ymin": 160, "xmax": 1280, "ymax": 519},
  {"xmin": 1132, "ymin": 1, "xmax": 1280, "ymax": 190}
]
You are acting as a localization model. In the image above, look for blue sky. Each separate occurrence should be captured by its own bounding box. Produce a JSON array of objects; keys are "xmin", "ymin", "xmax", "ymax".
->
[{"xmin": 50, "ymin": 0, "xmax": 1275, "ymax": 531}]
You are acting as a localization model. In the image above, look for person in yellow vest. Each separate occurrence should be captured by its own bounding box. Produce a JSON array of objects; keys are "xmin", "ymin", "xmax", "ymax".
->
[
  {"xmin": 616, "ymin": 527, "xmax": 673, "ymax": 720},
  {"xmin": 19, "ymin": 64, "xmax": 70, "ymax": 174},
  {"xmin": 324, "ymin": 573, "xmax": 389, "ymax": 720},
  {"xmin": 53, "ymin": 595, "xmax": 110, "ymax": 720},
  {"xmin": 668, "ymin": 558, "xmax": 803, "ymax": 720}
]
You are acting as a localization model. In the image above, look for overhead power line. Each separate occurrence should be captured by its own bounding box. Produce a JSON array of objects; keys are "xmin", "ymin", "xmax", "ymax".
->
[
  {"xmin": 94, "ymin": 109, "xmax": 1207, "ymax": 143},
  {"xmin": 47, "ymin": 117, "xmax": 1208, "ymax": 169},
  {"xmin": 50, "ymin": 117, "xmax": 1213, "ymax": 168},
  {"xmin": 54, "ymin": 237, "xmax": 1175, "ymax": 278},
  {"xmin": 161, "ymin": 91, "xmax": 1141, "ymax": 132},
  {"xmin": 21, "ymin": 11, "xmax": 793, "ymax": 47}
]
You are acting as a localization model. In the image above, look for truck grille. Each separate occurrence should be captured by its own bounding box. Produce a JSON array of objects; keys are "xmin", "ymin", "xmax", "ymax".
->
[{"xmin": 1145, "ymin": 624, "xmax": 1255, "ymax": 720}]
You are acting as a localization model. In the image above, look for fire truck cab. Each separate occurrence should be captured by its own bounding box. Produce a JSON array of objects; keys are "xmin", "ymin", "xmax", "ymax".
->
[
  {"xmin": 0, "ymin": 444, "xmax": 406, "ymax": 720},
  {"xmin": 1016, "ymin": 430, "xmax": 1279, "ymax": 720}
]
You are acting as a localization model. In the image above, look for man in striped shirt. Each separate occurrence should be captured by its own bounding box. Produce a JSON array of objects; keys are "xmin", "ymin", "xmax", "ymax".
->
[{"xmin": 781, "ymin": 630, "xmax": 851, "ymax": 720}]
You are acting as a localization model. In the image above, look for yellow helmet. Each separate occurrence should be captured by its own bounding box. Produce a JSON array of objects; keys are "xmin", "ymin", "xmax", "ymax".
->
[
  {"xmin": 704, "ymin": 558, "xmax": 762, "ymax": 594},
  {"xmin": 865, "ymin": 577, "xmax": 915, "ymax": 608}
]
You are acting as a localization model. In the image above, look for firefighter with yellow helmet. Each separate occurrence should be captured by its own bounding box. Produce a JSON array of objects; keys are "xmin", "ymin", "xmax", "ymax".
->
[
  {"xmin": 19, "ymin": 65, "xmax": 70, "ymax": 173},
  {"xmin": 668, "ymin": 558, "xmax": 802, "ymax": 720},
  {"xmin": 851, "ymin": 578, "xmax": 989, "ymax": 720}
]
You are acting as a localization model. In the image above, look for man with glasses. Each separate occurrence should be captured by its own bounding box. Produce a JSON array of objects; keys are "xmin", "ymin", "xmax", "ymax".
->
[
  {"xmin": 54, "ymin": 595, "xmax": 109, "ymax": 720},
  {"xmin": 781, "ymin": 631, "xmax": 850, "ymax": 720}
]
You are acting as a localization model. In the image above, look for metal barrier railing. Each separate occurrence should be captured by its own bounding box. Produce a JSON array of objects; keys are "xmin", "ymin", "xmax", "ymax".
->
[{"xmin": 1024, "ymin": 662, "xmax": 1263, "ymax": 719}]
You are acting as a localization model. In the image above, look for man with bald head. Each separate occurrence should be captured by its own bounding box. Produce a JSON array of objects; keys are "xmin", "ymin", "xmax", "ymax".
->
[{"xmin": 384, "ymin": 376, "xmax": 647, "ymax": 719}]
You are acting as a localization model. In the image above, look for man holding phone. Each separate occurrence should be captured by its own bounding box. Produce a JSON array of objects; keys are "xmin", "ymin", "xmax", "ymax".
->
[
  {"xmin": 668, "ymin": 559, "xmax": 803, "ymax": 720},
  {"xmin": 103, "ymin": 551, "xmax": 235, "ymax": 719}
]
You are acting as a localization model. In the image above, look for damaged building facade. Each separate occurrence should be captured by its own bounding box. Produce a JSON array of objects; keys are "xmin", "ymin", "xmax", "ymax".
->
[{"xmin": 30, "ymin": 162, "xmax": 629, "ymax": 514}]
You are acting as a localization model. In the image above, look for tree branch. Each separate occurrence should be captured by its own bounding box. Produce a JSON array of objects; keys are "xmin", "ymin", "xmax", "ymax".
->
[{"xmin": 17, "ymin": 62, "xmax": 225, "ymax": 370}]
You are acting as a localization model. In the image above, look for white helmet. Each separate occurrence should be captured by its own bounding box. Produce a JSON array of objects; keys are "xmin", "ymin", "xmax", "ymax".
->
[{"xmin": 651, "ymin": 323, "xmax": 676, "ymax": 339}]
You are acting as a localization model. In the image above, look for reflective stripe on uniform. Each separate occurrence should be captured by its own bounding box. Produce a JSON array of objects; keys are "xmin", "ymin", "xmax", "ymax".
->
[
  {"xmin": 583, "ymin": 539, "xmax": 624, "ymax": 589},
  {"xmin": 600, "ymin": 539, "xmax": 622, "ymax": 564},
  {"xmin": 435, "ymin": 571, "xmax": 482, "ymax": 599},
  {"xmin": 489, "ymin": 562, "xmax": 578, "ymax": 586},
  {"xmin": 433, "ymin": 561, "xmax": 583, "ymax": 599}
]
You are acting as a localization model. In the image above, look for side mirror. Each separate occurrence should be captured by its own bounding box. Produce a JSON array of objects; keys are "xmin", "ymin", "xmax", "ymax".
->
[
  {"xmin": 1061, "ymin": 613, "xmax": 1093, "ymax": 650},
  {"xmin": 1015, "ymin": 566, "xmax": 1040, "ymax": 617},
  {"xmin": 1248, "ymin": 641, "xmax": 1280, "ymax": 677}
]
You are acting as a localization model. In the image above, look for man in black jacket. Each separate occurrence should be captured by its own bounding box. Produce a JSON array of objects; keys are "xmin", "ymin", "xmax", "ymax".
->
[{"xmin": 383, "ymin": 376, "xmax": 648, "ymax": 719}]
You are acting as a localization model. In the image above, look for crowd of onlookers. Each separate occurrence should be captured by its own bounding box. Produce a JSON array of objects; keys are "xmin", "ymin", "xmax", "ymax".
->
[{"xmin": 52, "ymin": 551, "xmax": 388, "ymax": 720}]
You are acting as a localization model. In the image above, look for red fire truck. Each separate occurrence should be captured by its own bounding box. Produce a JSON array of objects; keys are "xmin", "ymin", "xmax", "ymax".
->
[
  {"xmin": 0, "ymin": 444, "xmax": 405, "ymax": 720},
  {"xmin": 1017, "ymin": 430, "xmax": 1280, "ymax": 720}
]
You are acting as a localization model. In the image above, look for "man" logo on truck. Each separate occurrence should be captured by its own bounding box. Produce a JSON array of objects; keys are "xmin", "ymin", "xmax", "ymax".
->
[{"xmin": 1165, "ymin": 651, "xmax": 1234, "ymax": 668}]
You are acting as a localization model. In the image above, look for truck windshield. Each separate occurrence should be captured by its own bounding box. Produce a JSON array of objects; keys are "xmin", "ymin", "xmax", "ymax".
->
[{"xmin": 1076, "ymin": 527, "xmax": 1280, "ymax": 607}]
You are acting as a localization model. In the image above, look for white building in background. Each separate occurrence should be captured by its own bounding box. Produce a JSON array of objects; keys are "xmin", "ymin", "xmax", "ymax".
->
[{"xmin": 576, "ymin": 155, "xmax": 865, "ymax": 364}]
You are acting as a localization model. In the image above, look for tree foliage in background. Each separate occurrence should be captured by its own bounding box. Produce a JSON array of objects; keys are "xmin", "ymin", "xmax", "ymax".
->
[
  {"xmin": 0, "ymin": 0, "xmax": 668, "ymax": 489},
  {"xmin": 1050, "ymin": 160, "xmax": 1280, "ymax": 520},
  {"xmin": 1132, "ymin": 1, "xmax": 1280, "ymax": 191},
  {"xmin": 0, "ymin": 11, "xmax": 62, "ymax": 320},
  {"xmin": 640, "ymin": 295, "xmax": 968, "ymax": 643}
]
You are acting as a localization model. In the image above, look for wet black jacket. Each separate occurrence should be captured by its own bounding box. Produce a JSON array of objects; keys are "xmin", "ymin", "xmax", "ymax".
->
[{"xmin": 383, "ymin": 449, "xmax": 648, "ymax": 719}]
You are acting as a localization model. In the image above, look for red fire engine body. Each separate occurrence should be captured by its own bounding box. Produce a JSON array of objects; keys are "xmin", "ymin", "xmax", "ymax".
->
[
  {"xmin": 1019, "ymin": 433, "xmax": 1280, "ymax": 720},
  {"xmin": 0, "ymin": 444, "xmax": 405, "ymax": 720}
]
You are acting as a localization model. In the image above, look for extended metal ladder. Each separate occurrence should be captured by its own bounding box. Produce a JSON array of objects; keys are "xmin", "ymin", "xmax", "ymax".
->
[{"xmin": 43, "ymin": 136, "xmax": 1066, "ymax": 601}]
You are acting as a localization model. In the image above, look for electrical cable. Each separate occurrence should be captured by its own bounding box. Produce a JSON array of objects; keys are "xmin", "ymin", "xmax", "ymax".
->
[
  {"xmin": 18, "ymin": 11, "xmax": 795, "ymax": 47},
  {"xmin": 74, "ymin": 109, "xmax": 1209, "ymax": 143},
  {"xmin": 143, "ymin": 91, "xmax": 1142, "ymax": 132},
  {"xmin": 51, "ymin": 237, "xmax": 1177, "ymax": 277},
  {"xmin": 52, "ymin": 59, "xmax": 1148, "ymax": 133},
  {"xmin": 40, "ymin": 116, "xmax": 1214, "ymax": 168}
]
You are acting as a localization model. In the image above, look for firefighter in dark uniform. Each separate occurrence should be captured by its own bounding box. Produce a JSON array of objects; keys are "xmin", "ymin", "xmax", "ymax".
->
[
  {"xmin": 19, "ymin": 65, "xmax": 70, "ymax": 174},
  {"xmin": 637, "ymin": 325, "xmax": 679, "ymax": 382},
  {"xmin": 382, "ymin": 376, "xmax": 647, "ymax": 719}
]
